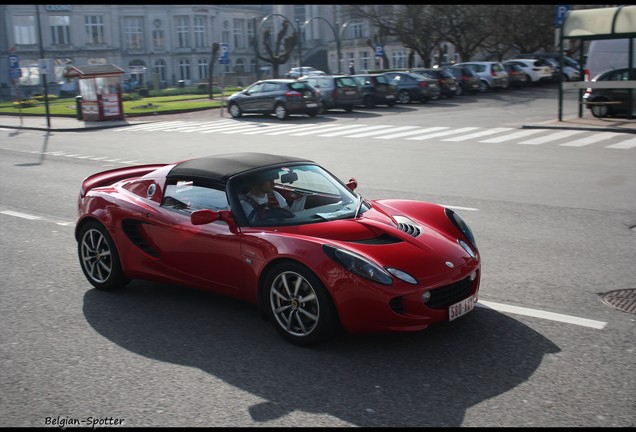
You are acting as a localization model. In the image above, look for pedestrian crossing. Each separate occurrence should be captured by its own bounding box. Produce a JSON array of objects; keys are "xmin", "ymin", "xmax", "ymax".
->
[{"xmin": 112, "ymin": 120, "xmax": 636, "ymax": 150}]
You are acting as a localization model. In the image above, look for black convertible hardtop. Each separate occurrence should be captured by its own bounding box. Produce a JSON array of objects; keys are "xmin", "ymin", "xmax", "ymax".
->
[{"xmin": 167, "ymin": 152, "xmax": 312, "ymax": 183}]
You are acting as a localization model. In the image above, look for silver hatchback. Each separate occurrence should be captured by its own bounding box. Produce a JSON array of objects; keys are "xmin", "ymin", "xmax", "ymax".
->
[{"xmin": 454, "ymin": 62, "xmax": 509, "ymax": 92}]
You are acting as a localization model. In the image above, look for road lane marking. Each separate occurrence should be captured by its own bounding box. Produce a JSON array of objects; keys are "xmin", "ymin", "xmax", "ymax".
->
[
  {"xmin": 407, "ymin": 127, "xmax": 479, "ymax": 140},
  {"xmin": 442, "ymin": 127, "xmax": 514, "ymax": 142},
  {"xmin": 477, "ymin": 300, "xmax": 607, "ymax": 329},
  {"xmin": 480, "ymin": 129, "xmax": 544, "ymax": 143},
  {"xmin": 519, "ymin": 129, "xmax": 585, "ymax": 145},
  {"xmin": 605, "ymin": 137, "xmax": 636, "ymax": 149}
]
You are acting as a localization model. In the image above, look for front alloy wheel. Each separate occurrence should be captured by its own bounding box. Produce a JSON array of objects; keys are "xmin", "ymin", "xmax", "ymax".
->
[
  {"xmin": 228, "ymin": 102, "xmax": 242, "ymax": 118},
  {"xmin": 78, "ymin": 221, "xmax": 129, "ymax": 290},
  {"xmin": 264, "ymin": 262, "xmax": 338, "ymax": 346},
  {"xmin": 590, "ymin": 103, "xmax": 610, "ymax": 119}
]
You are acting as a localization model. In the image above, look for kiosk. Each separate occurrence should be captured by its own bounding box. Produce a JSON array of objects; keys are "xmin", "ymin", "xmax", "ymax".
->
[{"xmin": 64, "ymin": 64, "xmax": 125, "ymax": 121}]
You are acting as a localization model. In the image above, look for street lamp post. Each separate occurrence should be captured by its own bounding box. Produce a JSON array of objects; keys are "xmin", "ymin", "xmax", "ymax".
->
[
  {"xmin": 35, "ymin": 5, "xmax": 51, "ymax": 128},
  {"xmin": 296, "ymin": 19, "xmax": 303, "ymax": 69}
]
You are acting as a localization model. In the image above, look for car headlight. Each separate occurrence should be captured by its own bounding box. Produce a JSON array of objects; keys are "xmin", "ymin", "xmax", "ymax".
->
[
  {"xmin": 323, "ymin": 245, "xmax": 393, "ymax": 285},
  {"xmin": 444, "ymin": 208, "xmax": 477, "ymax": 250}
]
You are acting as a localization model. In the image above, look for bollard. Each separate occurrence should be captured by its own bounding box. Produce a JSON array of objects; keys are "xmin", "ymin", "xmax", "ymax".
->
[{"xmin": 75, "ymin": 95, "xmax": 83, "ymax": 120}]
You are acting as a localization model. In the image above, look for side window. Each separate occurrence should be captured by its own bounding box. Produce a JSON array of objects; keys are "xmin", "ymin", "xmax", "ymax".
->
[
  {"xmin": 263, "ymin": 82, "xmax": 279, "ymax": 92},
  {"xmin": 247, "ymin": 83, "xmax": 263, "ymax": 93},
  {"xmin": 162, "ymin": 180, "xmax": 228, "ymax": 213}
]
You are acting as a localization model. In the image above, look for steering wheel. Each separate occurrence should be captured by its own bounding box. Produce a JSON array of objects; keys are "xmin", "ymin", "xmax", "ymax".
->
[{"xmin": 262, "ymin": 207, "xmax": 295, "ymax": 219}]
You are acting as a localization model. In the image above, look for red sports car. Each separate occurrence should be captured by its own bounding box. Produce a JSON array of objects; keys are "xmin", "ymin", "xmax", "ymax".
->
[{"xmin": 76, "ymin": 153, "xmax": 481, "ymax": 346}]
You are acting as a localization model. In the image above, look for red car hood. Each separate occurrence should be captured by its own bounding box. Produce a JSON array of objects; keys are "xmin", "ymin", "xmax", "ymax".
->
[{"xmin": 271, "ymin": 203, "xmax": 477, "ymax": 281}]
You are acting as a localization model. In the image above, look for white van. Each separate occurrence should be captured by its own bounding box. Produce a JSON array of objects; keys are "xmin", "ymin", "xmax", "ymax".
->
[{"xmin": 585, "ymin": 38, "xmax": 636, "ymax": 80}]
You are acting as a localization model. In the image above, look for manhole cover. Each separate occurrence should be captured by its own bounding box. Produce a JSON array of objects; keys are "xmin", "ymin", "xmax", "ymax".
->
[{"xmin": 599, "ymin": 289, "xmax": 636, "ymax": 314}]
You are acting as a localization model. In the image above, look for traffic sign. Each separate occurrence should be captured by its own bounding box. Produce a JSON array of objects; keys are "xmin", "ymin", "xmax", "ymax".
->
[
  {"xmin": 219, "ymin": 43, "xmax": 229, "ymax": 65},
  {"xmin": 375, "ymin": 44, "xmax": 384, "ymax": 58},
  {"xmin": 8, "ymin": 53, "xmax": 22, "ymax": 79},
  {"xmin": 555, "ymin": 4, "xmax": 570, "ymax": 28}
]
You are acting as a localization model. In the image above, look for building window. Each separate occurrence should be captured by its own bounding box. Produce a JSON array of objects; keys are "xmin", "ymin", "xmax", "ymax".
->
[
  {"xmin": 154, "ymin": 59, "xmax": 166, "ymax": 82},
  {"xmin": 360, "ymin": 50, "xmax": 370, "ymax": 72},
  {"xmin": 247, "ymin": 20, "xmax": 254, "ymax": 49},
  {"xmin": 124, "ymin": 17, "xmax": 144, "ymax": 49},
  {"xmin": 233, "ymin": 19, "xmax": 244, "ymax": 49},
  {"xmin": 234, "ymin": 58, "xmax": 245, "ymax": 73},
  {"xmin": 85, "ymin": 15, "xmax": 104, "ymax": 44},
  {"xmin": 351, "ymin": 21, "xmax": 364, "ymax": 39},
  {"xmin": 194, "ymin": 16, "xmax": 207, "ymax": 48},
  {"xmin": 222, "ymin": 20, "xmax": 230, "ymax": 48},
  {"xmin": 49, "ymin": 15, "xmax": 71, "ymax": 45},
  {"xmin": 176, "ymin": 16, "xmax": 190, "ymax": 48},
  {"xmin": 14, "ymin": 15, "xmax": 36, "ymax": 45},
  {"xmin": 179, "ymin": 59, "xmax": 191, "ymax": 81},
  {"xmin": 392, "ymin": 49, "xmax": 407, "ymax": 69},
  {"xmin": 198, "ymin": 58, "xmax": 208, "ymax": 80},
  {"xmin": 152, "ymin": 29, "xmax": 164, "ymax": 50}
]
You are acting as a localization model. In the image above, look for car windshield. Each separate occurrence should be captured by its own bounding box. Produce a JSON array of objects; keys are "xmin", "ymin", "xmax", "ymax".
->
[{"xmin": 228, "ymin": 163, "xmax": 368, "ymax": 227}]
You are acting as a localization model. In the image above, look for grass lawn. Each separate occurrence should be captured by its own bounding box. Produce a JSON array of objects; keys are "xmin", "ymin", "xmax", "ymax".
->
[{"xmin": 0, "ymin": 91, "xmax": 239, "ymax": 117}]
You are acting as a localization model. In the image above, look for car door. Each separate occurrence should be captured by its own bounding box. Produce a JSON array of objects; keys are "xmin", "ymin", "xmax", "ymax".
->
[
  {"xmin": 141, "ymin": 179, "xmax": 245, "ymax": 292},
  {"xmin": 239, "ymin": 82, "xmax": 265, "ymax": 112}
]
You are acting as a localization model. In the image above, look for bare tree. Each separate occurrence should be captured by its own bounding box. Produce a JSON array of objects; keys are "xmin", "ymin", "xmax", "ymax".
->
[{"xmin": 252, "ymin": 19, "xmax": 297, "ymax": 78}]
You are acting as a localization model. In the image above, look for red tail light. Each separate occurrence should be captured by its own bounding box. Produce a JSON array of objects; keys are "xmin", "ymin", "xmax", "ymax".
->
[
  {"xmin": 491, "ymin": 69, "xmax": 497, "ymax": 77},
  {"xmin": 284, "ymin": 90, "xmax": 302, "ymax": 98},
  {"xmin": 417, "ymin": 81, "xmax": 429, "ymax": 88}
]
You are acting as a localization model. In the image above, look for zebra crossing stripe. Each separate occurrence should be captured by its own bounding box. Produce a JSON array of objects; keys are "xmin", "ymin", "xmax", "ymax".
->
[
  {"xmin": 559, "ymin": 132, "xmax": 623, "ymax": 147},
  {"xmin": 605, "ymin": 137, "xmax": 636, "ymax": 149},
  {"xmin": 200, "ymin": 123, "xmax": 261, "ymax": 134},
  {"xmin": 319, "ymin": 124, "xmax": 392, "ymax": 137},
  {"xmin": 173, "ymin": 121, "xmax": 236, "ymax": 132},
  {"xmin": 443, "ymin": 127, "xmax": 514, "ymax": 142},
  {"xmin": 479, "ymin": 129, "xmax": 544, "ymax": 143},
  {"xmin": 519, "ymin": 130, "xmax": 586, "ymax": 145},
  {"xmin": 242, "ymin": 123, "xmax": 309, "ymax": 135},
  {"xmin": 407, "ymin": 127, "xmax": 479, "ymax": 140},
  {"xmin": 291, "ymin": 124, "xmax": 365, "ymax": 136},
  {"xmin": 375, "ymin": 126, "xmax": 448, "ymax": 139},
  {"xmin": 351, "ymin": 125, "xmax": 419, "ymax": 138},
  {"xmin": 267, "ymin": 123, "xmax": 331, "ymax": 135}
]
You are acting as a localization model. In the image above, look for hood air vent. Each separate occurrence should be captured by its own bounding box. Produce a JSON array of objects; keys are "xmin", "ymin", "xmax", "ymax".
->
[{"xmin": 393, "ymin": 215, "xmax": 422, "ymax": 237}]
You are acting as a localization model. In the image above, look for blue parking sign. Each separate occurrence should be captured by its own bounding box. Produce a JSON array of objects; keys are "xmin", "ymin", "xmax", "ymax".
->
[
  {"xmin": 555, "ymin": 4, "xmax": 570, "ymax": 28},
  {"xmin": 375, "ymin": 44, "xmax": 384, "ymax": 58},
  {"xmin": 8, "ymin": 53, "xmax": 22, "ymax": 79},
  {"xmin": 219, "ymin": 43, "xmax": 229, "ymax": 65}
]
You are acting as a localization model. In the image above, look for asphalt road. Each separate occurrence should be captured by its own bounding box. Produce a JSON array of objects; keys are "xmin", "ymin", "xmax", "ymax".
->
[{"xmin": 1, "ymin": 84, "xmax": 634, "ymax": 427}]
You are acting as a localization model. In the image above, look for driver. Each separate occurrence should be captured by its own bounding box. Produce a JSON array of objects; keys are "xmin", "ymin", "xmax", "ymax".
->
[{"xmin": 239, "ymin": 171, "xmax": 290, "ymax": 220}]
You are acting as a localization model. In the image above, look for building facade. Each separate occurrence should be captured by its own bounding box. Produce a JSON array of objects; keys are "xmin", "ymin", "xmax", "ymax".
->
[{"xmin": 0, "ymin": 4, "xmax": 457, "ymax": 99}]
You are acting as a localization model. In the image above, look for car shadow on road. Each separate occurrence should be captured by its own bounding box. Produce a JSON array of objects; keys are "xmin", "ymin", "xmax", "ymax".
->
[{"xmin": 83, "ymin": 280, "xmax": 560, "ymax": 427}]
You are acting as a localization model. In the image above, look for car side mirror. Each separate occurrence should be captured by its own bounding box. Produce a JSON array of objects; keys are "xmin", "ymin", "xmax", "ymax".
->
[
  {"xmin": 191, "ymin": 209, "xmax": 238, "ymax": 233},
  {"xmin": 346, "ymin": 177, "xmax": 358, "ymax": 191}
]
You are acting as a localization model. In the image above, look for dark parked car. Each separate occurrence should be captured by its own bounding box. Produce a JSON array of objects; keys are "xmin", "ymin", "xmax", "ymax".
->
[
  {"xmin": 412, "ymin": 68, "xmax": 459, "ymax": 98},
  {"xmin": 300, "ymin": 75, "xmax": 363, "ymax": 112},
  {"xmin": 227, "ymin": 79, "xmax": 321, "ymax": 120},
  {"xmin": 503, "ymin": 63, "xmax": 529, "ymax": 88},
  {"xmin": 443, "ymin": 66, "xmax": 481, "ymax": 95},
  {"xmin": 381, "ymin": 71, "xmax": 441, "ymax": 104},
  {"xmin": 351, "ymin": 74, "xmax": 398, "ymax": 108},
  {"xmin": 582, "ymin": 67, "xmax": 636, "ymax": 118}
]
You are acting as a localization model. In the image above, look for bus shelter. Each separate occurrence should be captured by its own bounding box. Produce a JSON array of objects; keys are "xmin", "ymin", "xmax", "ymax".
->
[
  {"xmin": 559, "ymin": 5, "xmax": 636, "ymax": 120},
  {"xmin": 64, "ymin": 64, "xmax": 125, "ymax": 121}
]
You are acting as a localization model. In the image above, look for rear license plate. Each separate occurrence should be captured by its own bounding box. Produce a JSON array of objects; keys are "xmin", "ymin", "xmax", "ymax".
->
[
  {"xmin": 449, "ymin": 296, "xmax": 474, "ymax": 321},
  {"xmin": 305, "ymin": 103, "xmax": 317, "ymax": 108},
  {"xmin": 346, "ymin": 91, "xmax": 355, "ymax": 95},
  {"xmin": 386, "ymin": 95, "xmax": 395, "ymax": 99}
]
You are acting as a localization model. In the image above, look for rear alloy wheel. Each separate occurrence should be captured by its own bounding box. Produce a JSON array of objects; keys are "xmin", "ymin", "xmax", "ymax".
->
[
  {"xmin": 398, "ymin": 90, "xmax": 412, "ymax": 104},
  {"xmin": 590, "ymin": 102, "xmax": 610, "ymax": 119},
  {"xmin": 228, "ymin": 102, "xmax": 242, "ymax": 118},
  {"xmin": 274, "ymin": 103, "xmax": 289, "ymax": 120},
  {"xmin": 78, "ymin": 221, "xmax": 129, "ymax": 291},
  {"xmin": 264, "ymin": 262, "xmax": 339, "ymax": 346}
]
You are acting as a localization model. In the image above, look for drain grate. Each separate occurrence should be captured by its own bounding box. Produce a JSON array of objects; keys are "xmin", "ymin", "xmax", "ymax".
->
[{"xmin": 599, "ymin": 289, "xmax": 636, "ymax": 314}]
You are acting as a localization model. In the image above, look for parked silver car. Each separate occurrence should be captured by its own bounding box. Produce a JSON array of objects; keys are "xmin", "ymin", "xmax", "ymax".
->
[{"xmin": 454, "ymin": 61, "xmax": 509, "ymax": 92}]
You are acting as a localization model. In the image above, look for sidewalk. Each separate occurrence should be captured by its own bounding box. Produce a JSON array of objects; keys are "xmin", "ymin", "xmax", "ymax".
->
[{"xmin": 1, "ymin": 111, "xmax": 635, "ymax": 133}]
